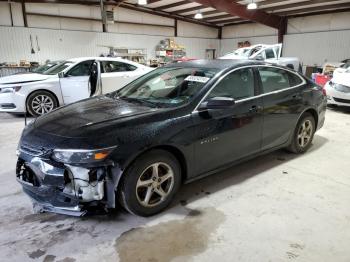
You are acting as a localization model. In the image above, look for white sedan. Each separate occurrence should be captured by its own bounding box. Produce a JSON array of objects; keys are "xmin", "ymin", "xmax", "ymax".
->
[
  {"xmin": 0, "ymin": 57, "xmax": 153, "ymax": 116},
  {"xmin": 324, "ymin": 65, "xmax": 350, "ymax": 106}
]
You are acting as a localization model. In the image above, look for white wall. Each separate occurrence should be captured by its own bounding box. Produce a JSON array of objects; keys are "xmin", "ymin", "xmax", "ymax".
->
[
  {"xmin": 177, "ymin": 20, "xmax": 218, "ymax": 39},
  {"xmin": 220, "ymin": 12, "xmax": 350, "ymax": 65},
  {"xmin": 2, "ymin": 2, "xmax": 349, "ymax": 65},
  {"xmin": 283, "ymin": 12, "xmax": 350, "ymax": 66},
  {"xmin": 220, "ymin": 23, "xmax": 278, "ymax": 55},
  {"xmin": 0, "ymin": 2, "xmax": 219, "ymax": 62},
  {"xmin": 0, "ymin": 26, "xmax": 220, "ymax": 63}
]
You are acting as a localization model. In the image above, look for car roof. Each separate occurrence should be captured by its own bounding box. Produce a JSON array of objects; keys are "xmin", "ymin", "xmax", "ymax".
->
[
  {"xmin": 67, "ymin": 57, "xmax": 141, "ymax": 64},
  {"xmin": 163, "ymin": 59, "xmax": 268, "ymax": 71}
]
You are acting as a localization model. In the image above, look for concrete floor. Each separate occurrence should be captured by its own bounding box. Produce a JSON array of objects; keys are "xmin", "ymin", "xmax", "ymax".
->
[{"xmin": 0, "ymin": 108, "xmax": 350, "ymax": 262}]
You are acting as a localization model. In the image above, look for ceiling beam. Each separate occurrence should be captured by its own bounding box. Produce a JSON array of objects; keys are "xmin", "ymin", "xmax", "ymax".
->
[
  {"xmin": 276, "ymin": 3, "xmax": 350, "ymax": 16},
  {"xmin": 262, "ymin": 0, "xmax": 347, "ymax": 12},
  {"xmin": 188, "ymin": 0, "xmax": 283, "ymax": 29},
  {"xmin": 287, "ymin": 7, "xmax": 350, "ymax": 18},
  {"xmin": 154, "ymin": 1, "xmax": 192, "ymax": 11},
  {"xmin": 119, "ymin": 2, "xmax": 220, "ymax": 28},
  {"xmin": 0, "ymin": 0, "xmax": 220, "ymax": 28}
]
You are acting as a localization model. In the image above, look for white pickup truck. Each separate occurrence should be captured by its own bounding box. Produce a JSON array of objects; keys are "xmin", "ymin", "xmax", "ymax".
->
[{"xmin": 220, "ymin": 44, "xmax": 301, "ymax": 72}]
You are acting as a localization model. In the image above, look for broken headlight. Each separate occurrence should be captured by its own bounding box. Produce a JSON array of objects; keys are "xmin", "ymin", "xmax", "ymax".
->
[{"xmin": 52, "ymin": 146, "xmax": 116, "ymax": 164}]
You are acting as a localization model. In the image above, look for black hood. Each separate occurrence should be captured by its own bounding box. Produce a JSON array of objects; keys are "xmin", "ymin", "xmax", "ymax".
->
[{"xmin": 33, "ymin": 96, "xmax": 161, "ymax": 138}]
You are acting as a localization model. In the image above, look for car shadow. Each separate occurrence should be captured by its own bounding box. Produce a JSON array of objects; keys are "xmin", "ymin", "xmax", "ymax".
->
[
  {"xmin": 99, "ymin": 134, "xmax": 328, "ymax": 221},
  {"xmin": 171, "ymin": 134, "xmax": 328, "ymax": 209}
]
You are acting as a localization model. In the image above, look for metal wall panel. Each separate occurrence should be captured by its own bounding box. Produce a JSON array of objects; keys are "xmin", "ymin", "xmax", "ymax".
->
[
  {"xmin": 0, "ymin": 26, "xmax": 220, "ymax": 63},
  {"xmin": 283, "ymin": 30, "xmax": 350, "ymax": 66}
]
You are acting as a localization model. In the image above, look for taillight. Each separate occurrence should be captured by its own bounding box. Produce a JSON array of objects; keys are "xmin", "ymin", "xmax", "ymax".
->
[{"xmin": 322, "ymin": 87, "xmax": 327, "ymax": 96}]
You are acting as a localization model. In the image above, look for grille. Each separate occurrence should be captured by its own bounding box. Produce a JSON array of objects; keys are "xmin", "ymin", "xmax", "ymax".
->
[{"xmin": 333, "ymin": 97, "xmax": 350, "ymax": 104}]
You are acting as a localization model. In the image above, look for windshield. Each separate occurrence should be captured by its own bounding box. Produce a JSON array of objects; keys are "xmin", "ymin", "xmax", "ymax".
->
[
  {"xmin": 43, "ymin": 61, "xmax": 74, "ymax": 75},
  {"xmin": 111, "ymin": 67, "xmax": 219, "ymax": 108},
  {"xmin": 233, "ymin": 48, "xmax": 251, "ymax": 57},
  {"xmin": 341, "ymin": 61, "xmax": 350, "ymax": 69},
  {"xmin": 32, "ymin": 62, "xmax": 59, "ymax": 73}
]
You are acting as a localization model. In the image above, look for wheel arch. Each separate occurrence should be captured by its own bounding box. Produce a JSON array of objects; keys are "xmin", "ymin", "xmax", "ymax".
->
[
  {"xmin": 121, "ymin": 144, "xmax": 188, "ymax": 184},
  {"xmin": 25, "ymin": 89, "xmax": 60, "ymax": 110},
  {"xmin": 302, "ymin": 107, "xmax": 319, "ymax": 130}
]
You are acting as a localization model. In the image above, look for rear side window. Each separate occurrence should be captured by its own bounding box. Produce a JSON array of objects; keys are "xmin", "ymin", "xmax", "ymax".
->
[
  {"xmin": 258, "ymin": 67, "xmax": 303, "ymax": 93},
  {"xmin": 102, "ymin": 61, "xmax": 137, "ymax": 73},
  {"xmin": 207, "ymin": 68, "xmax": 255, "ymax": 100},
  {"xmin": 288, "ymin": 72, "xmax": 304, "ymax": 86},
  {"xmin": 265, "ymin": 48, "xmax": 275, "ymax": 59}
]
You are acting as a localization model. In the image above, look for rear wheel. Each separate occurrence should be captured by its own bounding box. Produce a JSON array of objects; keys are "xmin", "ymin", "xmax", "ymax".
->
[
  {"xmin": 118, "ymin": 150, "xmax": 181, "ymax": 217},
  {"xmin": 288, "ymin": 113, "xmax": 315, "ymax": 153},
  {"xmin": 26, "ymin": 91, "xmax": 58, "ymax": 117}
]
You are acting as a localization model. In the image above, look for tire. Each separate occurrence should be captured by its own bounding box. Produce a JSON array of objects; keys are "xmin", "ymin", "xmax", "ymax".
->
[
  {"xmin": 118, "ymin": 150, "xmax": 181, "ymax": 217},
  {"xmin": 287, "ymin": 113, "xmax": 316, "ymax": 154},
  {"xmin": 26, "ymin": 90, "xmax": 58, "ymax": 117}
]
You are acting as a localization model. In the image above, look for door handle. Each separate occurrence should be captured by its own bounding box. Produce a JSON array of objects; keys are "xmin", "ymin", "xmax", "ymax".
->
[
  {"xmin": 249, "ymin": 105, "xmax": 261, "ymax": 113},
  {"xmin": 292, "ymin": 94, "xmax": 302, "ymax": 99}
]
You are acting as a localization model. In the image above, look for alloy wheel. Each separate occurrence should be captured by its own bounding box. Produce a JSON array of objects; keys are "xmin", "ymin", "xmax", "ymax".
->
[
  {"xmin": 136, "ymin": 162, "xmax": 175, "ymax": 207},
  {"xmin": 297, "ymin": 119, "xmax": 313, "ymax": 148},
  {"xmin": 31, "ymin": 95, "xmax": 54, "ymax": 115}
]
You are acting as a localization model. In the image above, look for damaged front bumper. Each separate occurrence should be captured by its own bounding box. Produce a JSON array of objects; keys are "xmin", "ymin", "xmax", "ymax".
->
[{"xmin": 16, "ymin": 149, "xmax": 122, "ymax": 216}]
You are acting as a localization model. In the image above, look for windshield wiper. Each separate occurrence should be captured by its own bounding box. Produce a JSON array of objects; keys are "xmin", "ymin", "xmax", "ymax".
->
[{"xmin": 119, "ymin": 97, "xmax": 161, "ymax": 108}]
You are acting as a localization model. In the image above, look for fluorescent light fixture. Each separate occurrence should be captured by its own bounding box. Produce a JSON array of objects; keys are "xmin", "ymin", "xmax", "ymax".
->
[
  {"xmin": 138, "ymin": 0, "xmax": 147, "ymax": 5},
  {"xmin": 247, "ymin": 1, "xmax": 257, "ymax": 10},
  {"xmin": 194, "ymin": 10, "xmax": 203, "ymax": 19}
]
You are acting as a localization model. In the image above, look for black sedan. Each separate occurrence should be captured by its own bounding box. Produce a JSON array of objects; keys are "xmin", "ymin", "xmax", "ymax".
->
[{"xmin": 16, "ymin": 60, "xmax": 327, "ymax": 217}]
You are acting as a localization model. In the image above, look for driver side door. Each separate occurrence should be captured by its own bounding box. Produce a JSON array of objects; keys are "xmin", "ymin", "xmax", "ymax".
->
[
  {"xmin": 191, "ymin": 67, "xmax": 263, "ymax": 176},
  {"xmin": 59, "ymin": 60, "xmax": 94, "ymax": 104}
]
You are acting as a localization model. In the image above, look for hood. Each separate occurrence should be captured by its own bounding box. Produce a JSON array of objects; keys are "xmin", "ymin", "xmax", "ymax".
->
[
  {"xmin": 333, "ymin": 68, "xmax": 350, "ymax": 87},
  {"xmin": 0, "ymin": 73, "xmax": 53, "ymax": 85},
  {"xmin": 33, "ymin": 95, "xmax": 160, "ymax": 138}
]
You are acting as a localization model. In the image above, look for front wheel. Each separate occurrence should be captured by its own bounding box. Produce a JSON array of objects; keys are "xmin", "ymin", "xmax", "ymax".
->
[
  {"xmin": 26, "ymin": 91, "xmax": 58, "ymax": 117},
  {"xmin": 118, "ymin": 150, "xmax": 181, "ymax": 217},
  {"xmin": 287, "ymin": 113, "xmax": 315, "ymax": 153}
]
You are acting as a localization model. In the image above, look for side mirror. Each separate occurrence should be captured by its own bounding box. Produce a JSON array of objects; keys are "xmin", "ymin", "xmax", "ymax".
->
[
  {"xmin": 58, "ymin": 72, "xmax": 65, "ymax": 78},
  {"xmin": 199, "ymin": 97, "xmax": 235, "ymax": 110}
]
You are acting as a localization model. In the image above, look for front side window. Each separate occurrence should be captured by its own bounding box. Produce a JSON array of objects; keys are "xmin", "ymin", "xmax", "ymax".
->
[
  {"xmin": 102, "ymin": 61, "xmax": 137, "ymax": 73},
  {"xmin": 66, "ymin": 60, "xmax": 94, "ymax": 77},
  {"xmin": 112, "ymin": 67, "xmax": 219, "ymax": 108},
  {"xmin": 44, "ymin": 61, "xmax": 73, "ymax": 75},
  {"xmin": 207, "ymin": 68, "xmax": 255, "ymax": 101},
  {"xmin": 258, "ymin": 67, "xmax": 303, "ymax": 93}
]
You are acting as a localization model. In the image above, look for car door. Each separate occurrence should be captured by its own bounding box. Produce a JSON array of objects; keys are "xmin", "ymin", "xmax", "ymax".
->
[
  {"xmin": 192, "ymin": 67, "xmax": 263, "ymax": 175},
  {"xmin": 257, "ymin": 66, "xmax": 306, "ymax": 150},
  {"xmin": 58, "ymin": 60, "xmax": 94, "ymax": 104},
  {"xmin": 100, "ymin": 60, "xmax": 140, "ymax": 94}
]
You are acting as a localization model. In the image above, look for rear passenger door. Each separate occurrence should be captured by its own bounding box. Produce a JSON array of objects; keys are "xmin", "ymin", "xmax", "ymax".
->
[
  {"xmin": 100, "ymin": 61, "xmax": 139, "ymax": 93},
  {"xmin": 257, "ymin": 66, "xmax": 306, "ymax": 150}
]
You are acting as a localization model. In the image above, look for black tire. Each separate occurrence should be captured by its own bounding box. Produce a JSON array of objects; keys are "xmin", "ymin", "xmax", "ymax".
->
[
  {"xmin": 118, "ymin": 150, "xmax": 181, "ymax": 217},
  {"xmin": 287, "ymin": 113, "xmax": 316, "ymax": 154},
  {"xmin": 26, "ymin": 90, "xmax": 58, "ymax": 117}
]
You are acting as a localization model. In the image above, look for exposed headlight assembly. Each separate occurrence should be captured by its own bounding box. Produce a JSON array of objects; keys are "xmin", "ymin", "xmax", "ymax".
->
[
  {"xmin": 0, "ymin": 86, "xmax": 21, "ymax": 93},
  {"xmin": 52, "ymin": 146, "xmax": 117, "ymax": 164}
]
